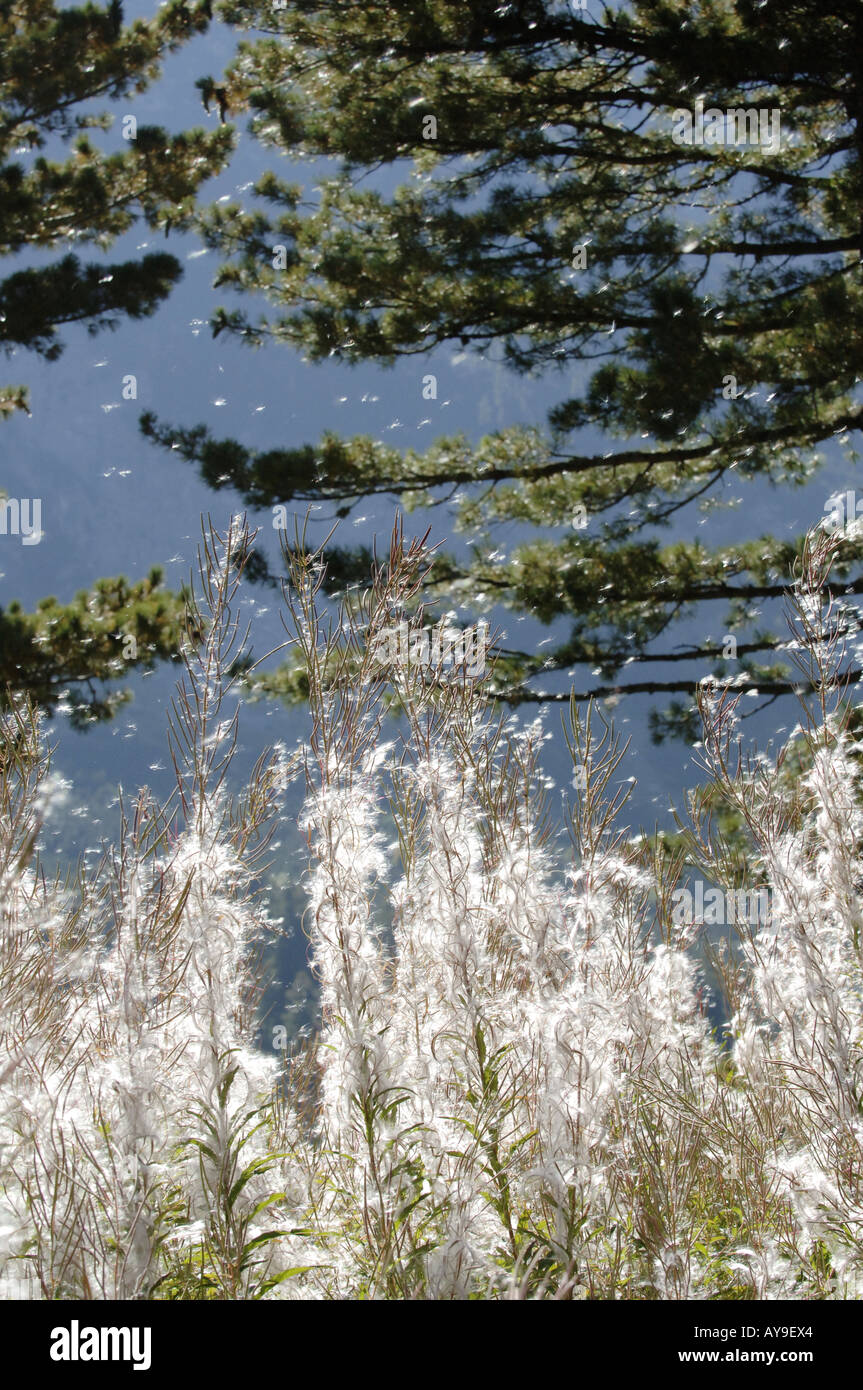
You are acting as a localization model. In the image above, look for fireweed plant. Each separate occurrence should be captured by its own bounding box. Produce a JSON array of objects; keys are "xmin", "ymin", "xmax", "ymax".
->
[{"xmin": 0, "ymin": 517, "xmax": 861, "ymax": 1300}]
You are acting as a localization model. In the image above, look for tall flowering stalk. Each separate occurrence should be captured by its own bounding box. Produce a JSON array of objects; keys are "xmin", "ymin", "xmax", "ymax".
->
[
  {"xmin": 0, "ymin": 519, "xmax": 302, "ymax": 1299},
  {"xmin": 2, "ymin": 516, "xmax": 863, "ymax": 1299},
  {"xmin": 285, "ymin": 518, "xmax": 863, "ymax": 1299},
  {"xmin": 287, "ymin": 523, "xmax": 722, "ymax": 1298},
  {"xmin": 686, "ymin": 529, "xmax": 863, "ymax": 1296}
]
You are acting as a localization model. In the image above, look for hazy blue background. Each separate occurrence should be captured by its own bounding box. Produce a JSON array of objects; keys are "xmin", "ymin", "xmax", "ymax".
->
[{"xmin": 1, "ymin": 8, "xmax": 854, "ymax": 1030}]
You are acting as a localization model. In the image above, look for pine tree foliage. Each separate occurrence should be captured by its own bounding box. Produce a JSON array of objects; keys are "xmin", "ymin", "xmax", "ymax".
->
[
  {"xmin": 0, "ymin": 0, "xmax": 234, "ymax": 722},
  {"xmin": 0, "ymin": 0, "xmax": 233, "ymax": 403},
  {"xmin": 0, "ymin": 568, "xmax": 199, "ymax": 728},
  {"xmin": 147, "ymin": 0, "xmax": 863, "ymax": 737}
]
